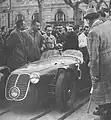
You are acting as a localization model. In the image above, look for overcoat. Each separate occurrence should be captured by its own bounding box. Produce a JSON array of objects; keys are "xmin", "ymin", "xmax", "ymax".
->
[
  {"xmin": 5, "ymin": 29, "xmax": 28, "ymax": 71},
  {"xmin": 88, "ymin": 18, "xmax": 111, "ymax": 105},
  {"xmin": 21, "ymin": 28, "xmax": 43, "ymax": 62}
]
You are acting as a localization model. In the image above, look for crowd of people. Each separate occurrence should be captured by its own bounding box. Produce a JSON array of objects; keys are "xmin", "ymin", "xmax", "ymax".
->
[
  {"xmin": 1, "ymin": 6, "xmax": 111, "ymax": 120},
  {"xmin": 0, "ymin": 18, "xmax": 89, "ymax": 71}
]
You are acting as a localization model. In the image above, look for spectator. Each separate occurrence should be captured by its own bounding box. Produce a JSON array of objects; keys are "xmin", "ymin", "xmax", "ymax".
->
[
  {"xmin": 84, "ymin": 7, "xmax": 111, "ymax": 120},
  {"xmin": 42, "ymin": 24, "xmax": 57, "ymax": 51},
  {"xmin": 78, "ymin": 25, "xmax": 90, "ymax": 63},
  {"xmin": 21, "ymin": 19, "xmax": 43, "ymax": 62},
  {"xmin": 63, "ymin": 25, "xmax": 79, "ymax": 51},
  {"xmin": 97, "ymin": 9, "xmax": 107, "ymax": 22},
  {"xmin": 1, "ymin": 26, "xmax": 7, "ymax": 40},
  {"xmin": 5, "ymin": 19, "xmax": 27, "ymax": 71},
  {"xmin": 73, "ymin": 25, "xmax": 79, "ymax": 35}
]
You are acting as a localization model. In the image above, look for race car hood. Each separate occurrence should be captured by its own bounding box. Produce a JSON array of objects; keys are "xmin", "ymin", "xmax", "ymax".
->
[
  {"xmin": 12, "ymin": 56, "xmax": 80, "ymax": 75},
  {"xmin": 12, "ymin": 50, "xmax": 83, "ymax": 75}
]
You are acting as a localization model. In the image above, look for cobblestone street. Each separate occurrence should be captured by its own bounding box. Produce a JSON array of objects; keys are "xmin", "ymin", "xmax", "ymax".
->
[{"xmin": 0, "ymin": 93, "xmax": 99, "ymax": 120}]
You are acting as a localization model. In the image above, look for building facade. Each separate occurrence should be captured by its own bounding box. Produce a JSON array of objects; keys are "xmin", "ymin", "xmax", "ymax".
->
[{"xmin": 0, "ymin": 0, "xmax": 110, "ymax": 28}]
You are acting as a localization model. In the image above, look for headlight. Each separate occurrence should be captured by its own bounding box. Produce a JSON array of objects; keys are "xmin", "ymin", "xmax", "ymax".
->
[
  {"xmin": 30, "ymin": 72, "xmax": 40, "ymax": 84},
  {"xmin": 9, "ymin": 87, "xmax": 20, "ymax": 98}
]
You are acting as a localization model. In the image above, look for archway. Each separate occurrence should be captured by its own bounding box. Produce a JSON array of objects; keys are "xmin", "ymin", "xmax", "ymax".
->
[{"xmin": 55, "ymin": 9, "xmax": 66, "ymax": 22}]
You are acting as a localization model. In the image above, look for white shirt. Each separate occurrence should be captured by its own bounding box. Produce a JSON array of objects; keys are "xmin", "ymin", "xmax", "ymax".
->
[{"xmin": 78, "ymin": 32, "xmax": 87, "ymax": 48}]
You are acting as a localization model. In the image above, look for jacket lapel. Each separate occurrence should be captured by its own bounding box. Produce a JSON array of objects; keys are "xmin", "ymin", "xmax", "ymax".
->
[{"xmin": 91, "ymin": 19, "xmax": 104, "ymax": 30}]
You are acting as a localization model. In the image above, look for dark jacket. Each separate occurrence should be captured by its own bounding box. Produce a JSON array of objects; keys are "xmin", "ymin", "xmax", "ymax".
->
[
  {"xmin": 63, "ymin": 31, "xmax": 79, "ymax": 51},
  {"xmin": 21, "ymin": 28, "xmax": 43, "ymax": 62},
  {"xmin": 5, "ymin": 29, "xmax": 28, "ymax": 71}
]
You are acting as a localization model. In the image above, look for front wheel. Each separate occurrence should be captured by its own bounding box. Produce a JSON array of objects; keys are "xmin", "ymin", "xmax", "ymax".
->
[{"xmin": 56, "ymin": 69, "xmax": 76, "ymax": 111}]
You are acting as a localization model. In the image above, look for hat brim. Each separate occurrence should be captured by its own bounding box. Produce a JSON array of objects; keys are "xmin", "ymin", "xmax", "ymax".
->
[{"xmin": 84, "ymin": 13, "xmax": 98, "ymax": 19}]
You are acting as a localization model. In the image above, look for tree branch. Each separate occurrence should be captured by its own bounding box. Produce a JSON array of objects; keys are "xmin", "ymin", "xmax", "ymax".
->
[
  {"xmin": 64, "ymin": 0, "xmax": 89, "ymax": 9},
  {"xmin": 103, "ymin": 1, "xmax": 108, "ymax": 8},
  {"xmin": 64, "ymin": 0, "xmax": 75, "ymax": 8}
]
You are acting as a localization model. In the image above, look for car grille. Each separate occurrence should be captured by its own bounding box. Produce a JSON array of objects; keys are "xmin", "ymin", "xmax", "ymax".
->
[
  {"xmin": 16, "ymin": 74, "xmax": 30, "ymax": 100},
  {"xmin": 6, "ymin": 74, "xmax": 18, "ymax": 99},
  {"xmin": 5, "ymin": 74, "xmax": 30, "ymax": 101}
]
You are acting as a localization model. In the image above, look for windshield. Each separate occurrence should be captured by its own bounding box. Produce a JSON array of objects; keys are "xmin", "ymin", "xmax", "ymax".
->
[
  {"xmin": 40, "ymin": 49, "xmax": 83, "ymax": 63},
  {"xmin": 62, "ymin": 50, "xmax": 83, "ymax": 57},
  {"xmin": 62, "ymin": 50, "xmax": 83, "ymax": 63},
  {"xmin": 41, "ymin": 50, "xmax": 60, "ymax": 59}
]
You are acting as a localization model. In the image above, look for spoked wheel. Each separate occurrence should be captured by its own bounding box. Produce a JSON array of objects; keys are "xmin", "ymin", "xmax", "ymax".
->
[{"xmin": 56, "ymin": 69, "xmax": 76, "ymax": 111}]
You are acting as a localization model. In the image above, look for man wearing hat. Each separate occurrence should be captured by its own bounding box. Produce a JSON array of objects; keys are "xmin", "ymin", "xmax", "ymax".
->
[{"xmin": 84, "ymin": 7, "xmax": 111, "ymax": 120}]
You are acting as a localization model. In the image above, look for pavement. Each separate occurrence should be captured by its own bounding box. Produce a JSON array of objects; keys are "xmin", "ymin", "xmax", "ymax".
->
[{"xmin": 0, "ymin": 97, "xmax": 100, "ymax": 120}]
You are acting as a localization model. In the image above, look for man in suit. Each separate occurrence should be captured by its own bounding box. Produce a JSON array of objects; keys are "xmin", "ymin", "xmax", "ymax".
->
[{"xmin": 84, "ymin": 7, "xmax": 111, "ymax": 120}]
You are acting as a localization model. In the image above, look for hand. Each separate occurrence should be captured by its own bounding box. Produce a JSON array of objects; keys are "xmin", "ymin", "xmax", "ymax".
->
[
  {"xmin": 88, "ymin": 61, "xmax": 91, "ymax": 67},
  {"xmin": 91, "ymin": 76, "xmax": 99, "ymax": 85},
  {"xmin": 41, "ymin": 47, "xmax": 45, "ymax": 52}
]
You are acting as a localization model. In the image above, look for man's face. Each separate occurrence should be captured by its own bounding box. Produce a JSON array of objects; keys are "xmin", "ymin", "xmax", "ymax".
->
[
  {"xmin": 46, "ymin": 27, "xmax": 52, "ymax": 36},
  {"xmin": 33, "ymin": 22, "xmax": 41, "ymax": 31},
  {"xmin": 20, "ymin": 21, "xmax": 26, "ymax": 30},
  {"xmin": 79, "ymin": 26, "xmax": 83, "ymax": 32},
  {"xmin": 84, "ymin": 26, "xmax": 89, "ymax": 35},
  {"xmin": 67, "ymin": 26, "xmax": 73, "ymax": 33}
]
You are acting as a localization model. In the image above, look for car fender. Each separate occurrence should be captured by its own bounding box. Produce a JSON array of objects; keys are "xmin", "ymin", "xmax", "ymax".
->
[{"xmin": 57, "ymin": 65, "xmax": 74, "ymax": 77}]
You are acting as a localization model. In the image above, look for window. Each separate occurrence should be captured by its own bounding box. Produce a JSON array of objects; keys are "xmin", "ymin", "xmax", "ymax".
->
[{"xmin": 55, "ymin": 9, "xmax": 66, "ymax": 22}]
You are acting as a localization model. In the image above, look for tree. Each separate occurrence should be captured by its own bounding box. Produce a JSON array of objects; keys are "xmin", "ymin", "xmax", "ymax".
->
[
  {"xmin": 63, "ymin": 0, "xmax": 110, "ymax": 25},
  {"xmin": 63, "ymin": 0, "xmax": 90, "ymax": 25},
  {"xmin": 36, "ymin": 0, "xmax": 44, "ymax": 27},
  {"xmin": 37, "ymin": 0, "xmax": 44, "ymax": 22}
]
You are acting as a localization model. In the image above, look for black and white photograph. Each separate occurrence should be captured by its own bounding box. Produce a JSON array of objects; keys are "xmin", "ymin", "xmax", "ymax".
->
[{"xmin": 0, "ymin": 0, "xmax": 111, "ymax": 120}]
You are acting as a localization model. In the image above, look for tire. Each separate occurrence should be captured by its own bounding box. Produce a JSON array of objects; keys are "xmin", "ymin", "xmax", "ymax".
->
[{"xmin": 56, "ymin": 69, "xmax": 76, "ymax": 111}]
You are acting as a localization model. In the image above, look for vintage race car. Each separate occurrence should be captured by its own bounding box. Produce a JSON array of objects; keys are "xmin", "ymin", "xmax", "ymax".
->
[{"xmin": 5, "ymin": 49, "xmax": 91, "ymax": 110}]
